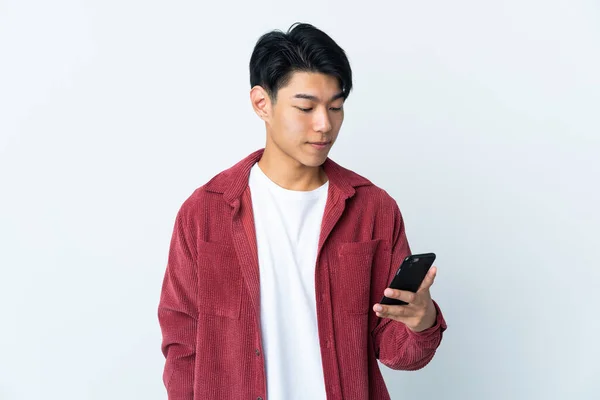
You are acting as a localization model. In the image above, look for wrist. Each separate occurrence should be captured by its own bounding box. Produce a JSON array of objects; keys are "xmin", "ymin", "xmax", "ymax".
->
[{"xmin": 411, "ymin": 300, "xmax": 437, "ymax": 333}]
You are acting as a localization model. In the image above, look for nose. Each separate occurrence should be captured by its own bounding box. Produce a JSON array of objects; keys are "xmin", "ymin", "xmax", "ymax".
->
[{"xmin": 313, "ymin": 108, "xmax": 332, "ymax": 133}]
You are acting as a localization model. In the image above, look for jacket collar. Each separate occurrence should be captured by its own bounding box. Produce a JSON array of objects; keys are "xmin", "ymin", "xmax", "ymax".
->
[{"xmin": 204, "ymin": 148, "xmax": 372, "ymax": 205}]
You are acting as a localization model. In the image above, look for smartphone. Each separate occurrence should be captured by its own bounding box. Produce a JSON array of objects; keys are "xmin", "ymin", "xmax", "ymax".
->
[{"xmin": 380, "ymin": 253, "xmax": 436, "ymax": 306}]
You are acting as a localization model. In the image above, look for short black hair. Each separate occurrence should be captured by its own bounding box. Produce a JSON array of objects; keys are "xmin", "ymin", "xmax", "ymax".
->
[{"xmin": 249, "ymin": 23, "xmax": 352, "ymax": 101}]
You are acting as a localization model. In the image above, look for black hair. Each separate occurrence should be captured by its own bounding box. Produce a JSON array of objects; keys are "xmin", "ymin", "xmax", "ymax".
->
[{"xmin": 249, "ymin": 23, "xmax": 352, "ymax": 101}]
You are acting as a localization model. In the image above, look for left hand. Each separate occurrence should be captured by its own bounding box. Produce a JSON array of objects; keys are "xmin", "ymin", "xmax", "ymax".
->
[{"xmin": 372, "ymin": 266, "xmax": 438, "ymax": 332}]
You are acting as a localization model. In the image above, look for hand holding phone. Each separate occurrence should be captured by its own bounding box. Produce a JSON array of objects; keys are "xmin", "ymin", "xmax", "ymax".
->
[{"xmin": 380, "ymin": 253, "xmax": 436, "ymax": 306}]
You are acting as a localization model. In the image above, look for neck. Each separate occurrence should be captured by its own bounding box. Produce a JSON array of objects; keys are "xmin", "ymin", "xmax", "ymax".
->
[{"xmin": 257, "ymin": 145, "xmax": 328, "ymax": 191}]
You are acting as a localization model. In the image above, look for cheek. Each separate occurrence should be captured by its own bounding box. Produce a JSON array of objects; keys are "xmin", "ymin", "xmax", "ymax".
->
[
  {"xmin": 334, "ymin": 114, "xmax": 344, "ymax": 129},
  {"xmin": 329, "ymin": 113, "xmax": 344, "ymax": 136},
  {"xmin": 280, "ymin": 111, "xmax": 310, "ymax": 138}
]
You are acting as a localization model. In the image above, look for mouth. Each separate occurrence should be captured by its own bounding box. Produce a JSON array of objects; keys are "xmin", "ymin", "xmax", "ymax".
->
[{"xmin": 307, "ymin": 141, "xmax": 331, "ymax": 150}]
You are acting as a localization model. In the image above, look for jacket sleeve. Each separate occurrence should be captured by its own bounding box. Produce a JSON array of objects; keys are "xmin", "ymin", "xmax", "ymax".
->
[
  {"xmin": 158, "ymin": 207, "xmax": 198, "ymax": 399},
  {"xmin": 371, "ymin": 201, "xmax": 447, "ymax": 370}
]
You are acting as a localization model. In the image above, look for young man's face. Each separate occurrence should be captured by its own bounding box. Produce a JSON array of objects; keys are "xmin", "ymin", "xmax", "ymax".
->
[{"xmin": 264, "ymin": 71, "xmax": 345, "ymax": 168}]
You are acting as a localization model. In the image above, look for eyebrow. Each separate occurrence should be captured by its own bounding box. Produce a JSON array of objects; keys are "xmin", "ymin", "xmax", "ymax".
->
[{"xmin": 293, "ymin": 92, "xmax": 345, "ymax": 102}]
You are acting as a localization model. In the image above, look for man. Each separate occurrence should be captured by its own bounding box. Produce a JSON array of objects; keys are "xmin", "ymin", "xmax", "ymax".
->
[{"xmin": 158, "ymin": 23, "xmax": 447, "ymax": 400}]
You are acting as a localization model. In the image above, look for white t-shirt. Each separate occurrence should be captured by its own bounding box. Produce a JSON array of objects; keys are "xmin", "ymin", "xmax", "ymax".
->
[{"xmin": 248, "ymin": 162, "xmax": 329, "ymax": 400}]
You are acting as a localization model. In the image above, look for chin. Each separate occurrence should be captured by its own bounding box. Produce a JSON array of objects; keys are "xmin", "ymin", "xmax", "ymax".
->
[
  {"xmin": 298, "ymin": 153, "xmax": 329, "ymax": 168},
  {"xmin": 302, "ymin": 160, "xmax": 326, "ymax": 168},
  {"xmin": 279, "ymin": 144, "xmax": 330, "ymax": 168}
]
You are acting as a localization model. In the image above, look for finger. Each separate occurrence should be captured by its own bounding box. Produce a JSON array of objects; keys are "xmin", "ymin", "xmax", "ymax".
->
[
  {"xmin": 373, "ymin": 303, "xmax": 410, "ymax": 319},
  {"xmin": 383, "ymin": 288, "xmax": 416, "ymax": 304},
  {"xmin": 418, "ymin": 265, "xmax": 437, "ymax": 292}
]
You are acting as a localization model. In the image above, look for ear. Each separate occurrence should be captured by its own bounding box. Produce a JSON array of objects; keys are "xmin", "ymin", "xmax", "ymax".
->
[{"xmin": 250, "ymin": 85, "xmax": 272, "ymax": 122}]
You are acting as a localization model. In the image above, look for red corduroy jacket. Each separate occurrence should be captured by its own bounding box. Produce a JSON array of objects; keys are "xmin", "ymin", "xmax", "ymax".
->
[{"xmin": 158, "ymin": 149, "xmax": 447, "ymax": 400}]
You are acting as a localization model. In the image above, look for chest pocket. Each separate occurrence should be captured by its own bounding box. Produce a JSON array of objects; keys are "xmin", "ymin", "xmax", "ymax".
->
[
  {"xmin": 331, "ymin": 240, "xmax": 381, "ymax": 314},
  {"xmin": 197, "ymin": 241, "xmax": 242, "ymax": 319}
]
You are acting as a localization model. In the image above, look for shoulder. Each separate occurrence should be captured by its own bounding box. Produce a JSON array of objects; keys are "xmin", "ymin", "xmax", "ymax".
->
[
  {"xmin": 339, "ymin": 164, "xmax": 399, "ymax": 211},
  {"xmin": 175, "ymin": 168, "xmax": 232, "ymax": 222},
  {"xmin": 356, "ymin": 184, "xmax": 398, "ymax": 209}
]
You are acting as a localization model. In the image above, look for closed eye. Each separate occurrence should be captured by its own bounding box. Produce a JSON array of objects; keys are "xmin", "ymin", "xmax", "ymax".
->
[{"xmin": 296, "ymin": 106, "xmax": 343, "ymax": 113}]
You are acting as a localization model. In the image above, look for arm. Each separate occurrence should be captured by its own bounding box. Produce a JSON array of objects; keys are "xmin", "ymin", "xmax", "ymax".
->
[
  {"xmin": 158, "ymin": 208, "xmax": 198, "ymax": 399},
  {"xmin": 371, "ymin": 202, "xmax": 447, "ymax": 370}
]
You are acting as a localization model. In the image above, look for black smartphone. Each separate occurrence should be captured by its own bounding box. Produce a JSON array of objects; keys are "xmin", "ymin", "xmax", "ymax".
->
[{"xmin": 380, "ymin": 253, "xmax": 436, "ymax": 306}]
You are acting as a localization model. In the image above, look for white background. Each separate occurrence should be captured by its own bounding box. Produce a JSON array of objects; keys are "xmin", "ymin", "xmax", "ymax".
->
[{"xmin": 1, "ymin": 1, "xmax": 599, "ymax": 399}]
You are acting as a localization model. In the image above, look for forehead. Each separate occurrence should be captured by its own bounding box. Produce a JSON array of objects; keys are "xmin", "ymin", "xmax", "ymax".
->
[{"xmin": 279, "ymin": 71, "xmax": 342, "ymax": 98}]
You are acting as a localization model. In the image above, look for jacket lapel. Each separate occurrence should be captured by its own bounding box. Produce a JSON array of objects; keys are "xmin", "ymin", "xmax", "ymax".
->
[
  {"xmin": 317, "ymin": 158, "xmax": 358, "ymax": 254},
  {"xmin": 230, "ymin": 187, "xmax": 262, "ymax": 317}
]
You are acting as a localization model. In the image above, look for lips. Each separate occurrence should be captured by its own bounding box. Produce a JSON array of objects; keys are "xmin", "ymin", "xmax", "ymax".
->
[{"xmin": 308, "ymin": 141, "xmax": 331, "ymax": 151}]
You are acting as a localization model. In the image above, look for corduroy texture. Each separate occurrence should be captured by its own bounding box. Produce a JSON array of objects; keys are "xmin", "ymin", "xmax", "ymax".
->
[{"xmin": 158, "ymin": 149, "xmax": 447, "ymax": 400}]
